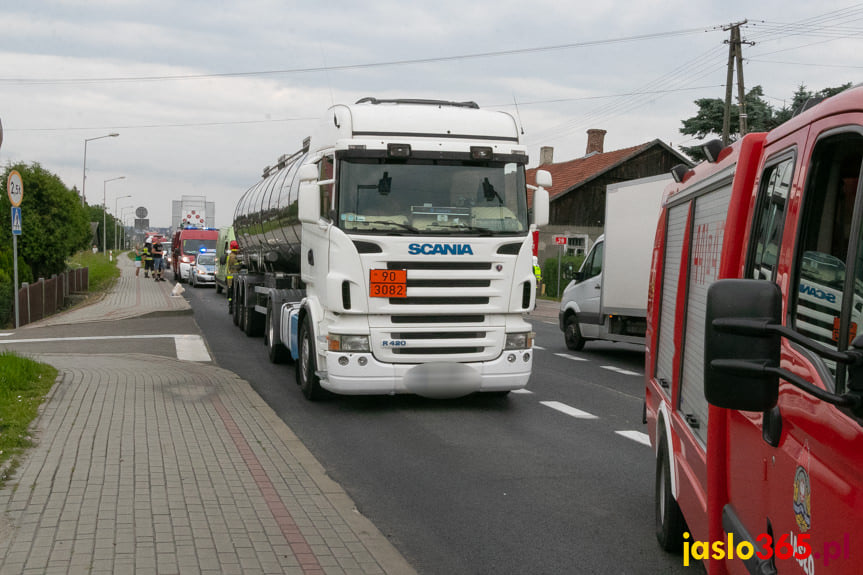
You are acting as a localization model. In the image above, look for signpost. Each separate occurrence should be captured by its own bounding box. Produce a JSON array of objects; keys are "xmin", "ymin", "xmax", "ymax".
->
[
  {"xmin": 554, "ymin": 235, "xmax": 567, "ymax": 297},
  {"xmin": 7, "ymin": 170, "xmax": 23, "ymax": 328}
]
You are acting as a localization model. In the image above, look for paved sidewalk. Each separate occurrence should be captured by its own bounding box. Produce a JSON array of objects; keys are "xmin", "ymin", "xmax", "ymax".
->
[{"xmin": 0, "ymin": 254, "xmax": 415, "ymax": 575}]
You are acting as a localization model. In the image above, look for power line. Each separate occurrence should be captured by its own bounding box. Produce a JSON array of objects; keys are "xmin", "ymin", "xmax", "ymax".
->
[
  {"xmin": 0, "ymin": 25, "xmax": 715, "ymax": 86},
  {"xmin": 5, "ymin": 116, "xmax": 319, "ymax": 133}
]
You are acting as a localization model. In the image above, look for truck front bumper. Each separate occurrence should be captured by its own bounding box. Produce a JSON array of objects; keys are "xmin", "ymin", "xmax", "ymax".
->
[{"xmin": 322, "ymin": 350, "xmax": 533, "ymax": 398}]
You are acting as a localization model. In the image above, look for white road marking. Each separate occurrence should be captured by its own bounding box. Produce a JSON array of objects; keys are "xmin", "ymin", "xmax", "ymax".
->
[
  {"xmin": 540, "ymin": 401, "xmax": 598, "ymax": 419},
  {"xmin": 615, "ymin": 430, "xmax": 651, "ymax": 447},
  {"xmin": 511, "ymin": 388, "xmax": 533, "ymax": 394},
  {"xmin": 0, "ymin": 334, "xmax": 211, "ymax": 362},
  {"xmin": 533, "ymin": 345, "xmax": 545, "ymax": 350},
  {"xmin": 0, "ymin": 333, "xmax": 13, "ymax": 337},
  {"xmin": 554, "ymin": 353, "xmax": 587, "ymax": 361},
  {"xmin": 600, "ymin": 365, "xmax": 642, "ymax": 376},
  {"xmin": 173, "ymin": 335, "xmax": 212, "ymax": 362}
]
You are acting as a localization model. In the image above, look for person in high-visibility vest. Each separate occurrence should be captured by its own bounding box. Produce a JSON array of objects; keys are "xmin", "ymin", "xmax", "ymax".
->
[
  {"xmin": 226, "ymin": 241, "xmax": 240, "ymax": 312},
  {"xmin": 143, "ymin": 242, "xmax": 153, "ymax": 278},
  {"xmin": 533, "ymin": 256, "xmax": 542, "ymax": 284}
]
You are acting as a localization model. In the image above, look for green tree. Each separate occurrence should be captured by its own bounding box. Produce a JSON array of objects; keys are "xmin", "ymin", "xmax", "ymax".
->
[
  {"xmin": 0, "ymin": 163, "xmax": 91, "ymax": 280},
  {"xmin": 679, "ymin": 83, "xmax": 852, "ymax": 161}
]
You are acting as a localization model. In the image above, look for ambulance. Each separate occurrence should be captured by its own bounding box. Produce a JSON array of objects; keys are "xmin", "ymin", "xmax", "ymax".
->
[{"xmin": 646, "ymin": 86, "xmax": 863, "ymax": 574}]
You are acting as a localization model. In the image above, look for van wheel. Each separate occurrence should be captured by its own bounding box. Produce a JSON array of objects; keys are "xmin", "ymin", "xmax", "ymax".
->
[
  {"xmin": 564, "ymin": 316, "xmax": 586, "ymax": 351},
  {"xmin": 266, "ymin": 302, "xmax": 290, "ymax": 364},
  {"xmin": 297, "ymin": 316, "xmax": 324, "ymax": 401},
  {"xmin": 655, "ymin": 435, "xmax": 687, "ymax": 552}
]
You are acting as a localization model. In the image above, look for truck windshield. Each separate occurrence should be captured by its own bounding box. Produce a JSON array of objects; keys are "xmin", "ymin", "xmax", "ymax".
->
[{"xmin": 336, "ymin": 158, "xmax": 528, "ymax": 235}]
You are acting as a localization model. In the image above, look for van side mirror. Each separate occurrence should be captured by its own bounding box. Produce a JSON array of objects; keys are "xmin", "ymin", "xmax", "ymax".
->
[{"xmin": 704, "ymin": 279, "xmax": 781, "ymax": 411}]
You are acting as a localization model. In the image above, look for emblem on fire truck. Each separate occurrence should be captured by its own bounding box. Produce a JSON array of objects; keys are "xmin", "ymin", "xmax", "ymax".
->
[{"xmin": 793, "ymin": 466, "xmax": 811, "ymax": 532}]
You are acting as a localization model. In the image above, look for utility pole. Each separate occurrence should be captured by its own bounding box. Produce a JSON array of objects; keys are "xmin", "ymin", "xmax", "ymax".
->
[{"xmin": 721, "ymin": 21, "xmax": 754, "ymax": 145}]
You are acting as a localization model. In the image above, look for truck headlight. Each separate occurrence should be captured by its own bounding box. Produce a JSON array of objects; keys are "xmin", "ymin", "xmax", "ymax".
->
[
  {"xmin": 505, "ymin": 332, "xmax": 534, "ymax": 350},
  {"xmin": 328, "ymin": 334, "xmax": 370, "ymax": 352}
]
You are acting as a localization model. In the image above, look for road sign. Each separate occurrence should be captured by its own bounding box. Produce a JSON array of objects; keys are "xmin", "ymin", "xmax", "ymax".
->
[
  {"xmin": 11, "ymin": 207, "xmax": 21, "ymax": 235},
  {"xmin": 555, "ymin": 235, "xmax": 567, "ymax": 245},
  {"xmin": 136, "ymin": 206, "xmax": 148, "ymax": 218},
  {"xmin": 7, "ymin": 170, "xmax": 23, "ymax": 207}
]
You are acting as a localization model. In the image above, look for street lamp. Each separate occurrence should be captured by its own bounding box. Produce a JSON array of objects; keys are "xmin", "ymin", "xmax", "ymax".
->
[
  {"xmin": 82, "ymin": 132, "xmax": 119, "ymax": 206},
  {"xmin": 116, "ymin": 203, "xmax": 132, "ymax": 251},
  {"xmin": 121, "ymin": 207, "xmax": 134, "ymax": 250},
  {"xmin": 103, "ymin": 176, "xmax": 125, "ymax": 253},
  {"xmin": 114, "ymin": 194, "xmax": 132, "ymax": 250}
]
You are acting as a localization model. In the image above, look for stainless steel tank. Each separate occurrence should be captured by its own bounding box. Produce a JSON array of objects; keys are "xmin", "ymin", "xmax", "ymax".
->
[{"xmin": 232, "ymin": 149, "xmax": 308, "ymax": 273}]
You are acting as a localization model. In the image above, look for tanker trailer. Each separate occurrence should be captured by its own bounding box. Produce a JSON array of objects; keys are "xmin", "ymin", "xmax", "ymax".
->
[{"xmin": 230, "ymin": 97, "xmax": 551, "ymax": 401}]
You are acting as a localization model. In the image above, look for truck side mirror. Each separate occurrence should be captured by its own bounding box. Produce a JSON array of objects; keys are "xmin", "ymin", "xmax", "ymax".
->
[
  {"xmin": 532, "ymin": 187, "xmax": 549, "ymax": 227},
  {"xmin": 704, "ymin": 279, "xmax": 782, "ymax": 411},
  {"xmin": 298, "ymin": 182, "xmax": 320, "ymax": 224}
]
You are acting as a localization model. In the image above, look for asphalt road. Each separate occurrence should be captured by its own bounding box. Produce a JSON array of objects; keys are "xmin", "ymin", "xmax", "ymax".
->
[{"xmin": 186, "ymin": 283, "xmax": 704, "ymax": 575}]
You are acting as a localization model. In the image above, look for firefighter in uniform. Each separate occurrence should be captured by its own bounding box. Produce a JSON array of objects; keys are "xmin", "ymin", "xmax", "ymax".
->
[{"xmin": 226, "ymin": 241, "xmax": 240, "ymax": 312}]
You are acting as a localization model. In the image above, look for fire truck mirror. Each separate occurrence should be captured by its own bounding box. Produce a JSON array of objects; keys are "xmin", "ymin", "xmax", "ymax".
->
[{"xmin": 704, "ymin": 279, "xmax": 782, "ymax": 412}]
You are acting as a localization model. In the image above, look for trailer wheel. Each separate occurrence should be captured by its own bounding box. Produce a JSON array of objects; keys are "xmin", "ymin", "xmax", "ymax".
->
[
  {"xmin": 564, "ymin": 315, "xmax": 586, "ymax": 351},
  {"xmin": 265, "ymin": 302, "xmax": 290, "ymax": 364},
  {"xmin": 297, "ymin": 316, "xmax": 325, "ymax": 401},
  {"xmin": 243, "ymin": 303, "xmax": 264, "ymax": 337},
  {"xmin": 655, "ymin": 434, "xmax": 687, "ymax": 552},
  {"xmin": 232, "ymin": 283, "xmax": 241, "ymax": 326}
]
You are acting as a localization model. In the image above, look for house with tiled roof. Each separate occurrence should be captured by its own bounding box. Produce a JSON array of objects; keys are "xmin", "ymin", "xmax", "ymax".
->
[{"xmin": 527, "ymin": 129, "xmax": 691, "ymax": 265}]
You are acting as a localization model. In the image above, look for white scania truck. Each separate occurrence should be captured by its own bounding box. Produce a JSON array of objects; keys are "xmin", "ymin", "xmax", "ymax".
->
[{"xmin": 230, "ymin": 97, "xmax": 551, "ymax": 400}]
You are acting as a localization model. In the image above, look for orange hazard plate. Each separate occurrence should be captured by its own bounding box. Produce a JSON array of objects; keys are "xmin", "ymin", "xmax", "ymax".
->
[{"xmin": 369, "ymin": 269, "xmax": 407, "ymax": 298}]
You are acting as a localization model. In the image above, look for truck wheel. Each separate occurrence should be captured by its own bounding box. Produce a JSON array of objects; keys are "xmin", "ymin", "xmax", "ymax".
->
[
  {"xmin": 655, "ymin": 434, "xmax": 687, "ymax": 552},
  {"xmin": 232, "ymin": 284, "xmax": 241, "ymax": 326},
  {"xmin": 266, "ymin": 302, "xmax": 290, "ymax": 364},
  {"xmin": 243, "ymin": 304, "xmax": 264, "ymax": 337},
  {"xmin": 216, "ymin": 283, "xmax": 223, "ymax": 294},
  {"xmin": 564, "ymin": 315, "xmax": 586, "ymax": 351},
  {"xmin": 297, "ymin": 316, "xmax": 324, "ymax": 401}
]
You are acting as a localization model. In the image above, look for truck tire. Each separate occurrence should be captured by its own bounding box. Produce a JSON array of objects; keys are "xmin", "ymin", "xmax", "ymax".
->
[
  {"xmin": 216, "ymin": 283, "xmax": 223, "ymax": 294},
  {"xmin": 243, "ymin": 303, "xmax": 264, "ymax": 337},
  {"xmin": 232, "ymin": 283, "xmax": 241, "ymax": 326},
  {"xmin": 655, "ymin": 434, "xmax": 687, "ymax": 552},
  {"xmin": 265, "ymin": 302, "xmax": 290, "ymax": 364},
  {"xmin": 564, "ymin": 315, "xmax": 586, "ymax": 351},
  {"xmin": 297, "ymin": 316, "xmax": 325, "ymax": 401}
]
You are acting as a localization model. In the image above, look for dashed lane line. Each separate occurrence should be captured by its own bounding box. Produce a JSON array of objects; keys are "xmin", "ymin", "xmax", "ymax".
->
[
  {"xmin": 511, "ymin": 389, "xmax": 533, "ymax": 394},
  {"xmin": 553, "ymin": 353, "xmax": 588, "ymax": 362},
  {"xmin": 540, "ymin": 401, "xmax": 598, "ymax": 419},
  {"xmin": 600, "ymin": 365, "xmax": 642, "ymax": 376},
  {"xmin": 615, "ymin": 430, "xmax": 651, "ymax": 447}
]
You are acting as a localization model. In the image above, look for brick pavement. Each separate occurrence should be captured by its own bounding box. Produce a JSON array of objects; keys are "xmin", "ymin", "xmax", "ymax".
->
[{"xmin": 0, "ymin": 254, "xmax": 415, "ymax": 575}]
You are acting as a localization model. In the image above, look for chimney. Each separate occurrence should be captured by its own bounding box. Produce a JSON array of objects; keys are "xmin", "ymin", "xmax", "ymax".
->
[
  {"xmin": 585, "ymin": 129, "xmax": 607, "ymax": 155},
  {"xmin": 539, "ymin": 146, "xmax": 554, "ymax": 165}
]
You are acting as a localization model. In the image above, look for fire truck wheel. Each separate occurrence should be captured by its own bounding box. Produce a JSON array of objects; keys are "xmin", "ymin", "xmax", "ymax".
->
[
  {"xmin": 655, "ymin": 435, "xmax": 687, "ymax": 552},
  {"xmin": 564, "ymin": 315, "xmax": 586, "ymax": 351},
  {"xmin": 266, "ymin": 302, "xmax": 290, "ymax": 364}
]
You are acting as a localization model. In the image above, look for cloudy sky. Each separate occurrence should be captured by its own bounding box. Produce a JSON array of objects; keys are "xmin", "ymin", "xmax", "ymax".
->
[{"xmin": 2, "ymin": 1, "xmax": 862, "ymax": 228}]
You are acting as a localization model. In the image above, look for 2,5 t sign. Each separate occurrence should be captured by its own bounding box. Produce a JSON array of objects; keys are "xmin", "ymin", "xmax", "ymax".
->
[{"xmin": 7, "ymin": 170, "xmax": 23, "ymax": 207}]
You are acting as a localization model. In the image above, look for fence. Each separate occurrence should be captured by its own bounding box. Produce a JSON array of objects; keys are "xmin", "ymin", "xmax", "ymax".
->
[{"xmin": 12, "ymin": 268, "xmax": 89, "ymax": 327}]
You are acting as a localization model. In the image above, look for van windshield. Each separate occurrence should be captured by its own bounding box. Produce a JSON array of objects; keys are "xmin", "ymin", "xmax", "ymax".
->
[{"xmin": 337, "ymin": 158, "xmax": 528, "ymax": 235}]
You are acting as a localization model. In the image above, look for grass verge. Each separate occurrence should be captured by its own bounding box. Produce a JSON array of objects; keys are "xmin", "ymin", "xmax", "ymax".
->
[
  {"xmin": 0, "ymin": 352, "xmax": 58, "ymax": 486},
  {"xmin": 68, "ymin": 250, "xmax": 121, "ymax": 294}
]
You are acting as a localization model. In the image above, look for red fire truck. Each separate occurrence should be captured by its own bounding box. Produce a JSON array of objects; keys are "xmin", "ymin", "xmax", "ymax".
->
[{"xmin": 646, "ymin": 86, "xmax": 863, "ymax": 574}]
